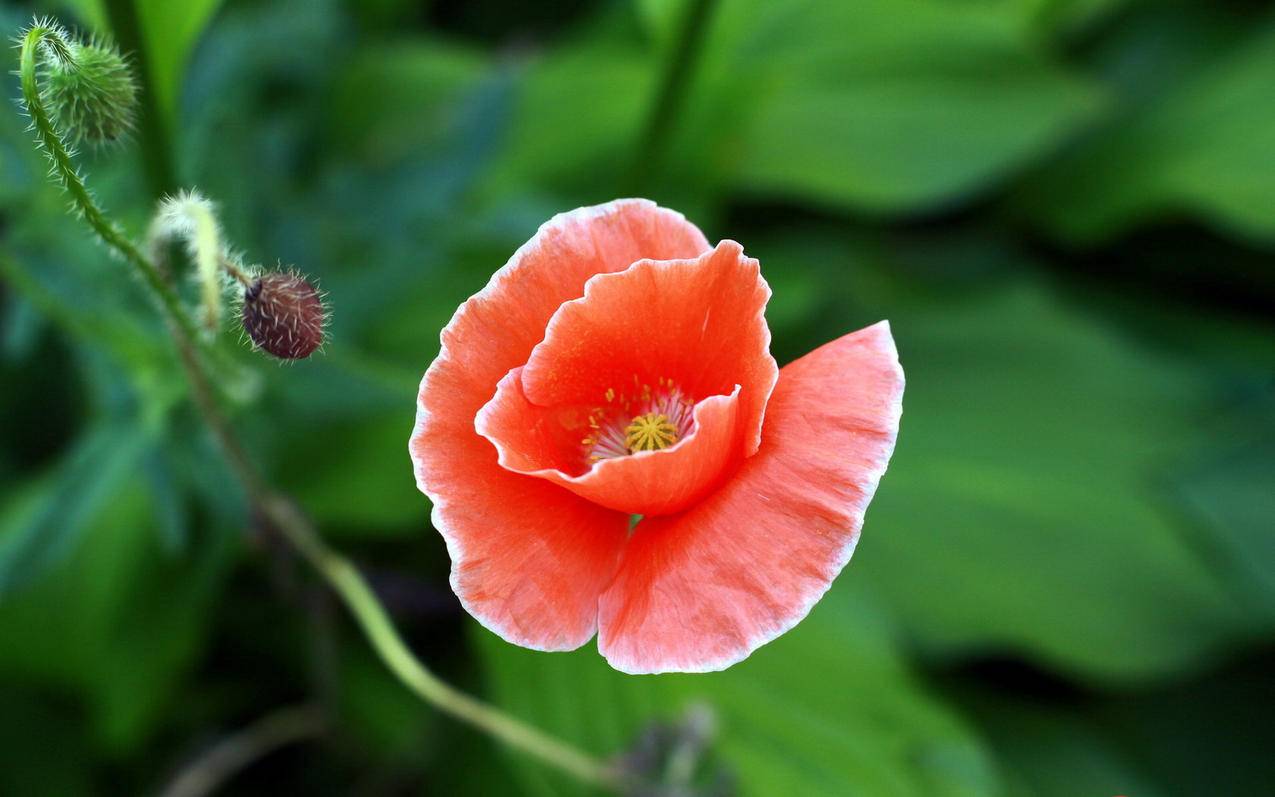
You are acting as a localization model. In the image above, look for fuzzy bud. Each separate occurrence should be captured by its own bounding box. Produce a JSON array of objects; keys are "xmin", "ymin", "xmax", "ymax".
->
[
  {"xmin": 241, "ymin": 272, "xmax": 327, "ymax": 360},
  {"xmin": 44, "ymin": 40, "xmax": 137, "ymax": 145}
]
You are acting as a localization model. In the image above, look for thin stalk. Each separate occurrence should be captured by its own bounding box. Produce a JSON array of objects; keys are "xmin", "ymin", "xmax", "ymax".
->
[
  {"xmin": 19, "ymin": 25, "xmax": 208, "ymax": 362},
  {"xmin": 221, "ymin": 256, "xmax": 253, "ymax": 287},
  {"xmin": 263, "ymin": 495, "xmax": 625, "ymax": 789},
  {"xmin": 159, "ymin": 704, "xmax": 326, "ymax": 797},
  {"xmin": 18, "ymin": 23, "xmax": 627, "ymax": 793},
  {"xmin": 148, "ymin": 192, "xmax": 235, "ymax": 331},
  {"xmin": 625, "ymin": 0, "xmax": 717, "ymax": 194},
  {"xmin": 176, "ymin": 346, "xmax": 623, "ymax": 789}
]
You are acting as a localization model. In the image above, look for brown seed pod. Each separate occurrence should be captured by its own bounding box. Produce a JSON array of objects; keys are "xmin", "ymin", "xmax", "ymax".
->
[{"xmin": 241, "ymin": 272, "xmax": 326, "ymax": 360}]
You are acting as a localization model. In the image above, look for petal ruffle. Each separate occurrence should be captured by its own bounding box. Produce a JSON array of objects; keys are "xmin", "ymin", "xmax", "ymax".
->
[
  {"xmin": 478, "ymin": 241, "xmax": 776, "ymax": 515},
  {"xmin": 596, "ymin": 322, "xmax": 905, "ymax": 673},
  {"xmin": 477, "ymin": 368, "xmax": 742, "ymax": 516},
  {"xmin": 521, "ymin": 241, "xmax": 777, "ymax": 459},
  {"xmin": 411, "ymin": 200, "xmax": 709, "ymax": 650}
]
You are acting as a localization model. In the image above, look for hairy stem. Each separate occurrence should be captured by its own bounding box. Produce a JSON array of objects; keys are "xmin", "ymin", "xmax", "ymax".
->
[
  {"xmin": 149, "ymin": 192, "xmax": 230, "ymax": 331},
  {"xmin": 19, "ymin": 22, "xmax": 626, "ymax": 793},
  {"xmin": 20, "ymin": 25, "xmax": 208, "ymax": 359}
]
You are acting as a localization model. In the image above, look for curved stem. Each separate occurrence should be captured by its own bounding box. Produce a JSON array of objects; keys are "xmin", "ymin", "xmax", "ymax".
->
[
  {"xmin": 221, "ymin": 256, "xmax": 254, "ymax": 287},
  {"xmin": 177, "ymin": 337, "xmax": 623, "ymax": 789},
  {"xmin": 149, "ymin": 192, "xmax": 230, "ymax": 331},
  {"xmin": 264, "ymin": 496, "xmax": 625, "ymax": 789},
  {"xmin": 159, "ymin": 704, "xmax": 326, "ymax": 797},
  {"xmin": 19, "ymin": 25, "xmax": 209, "ymax": 361},
  {"xmin": 19, "ymin": 22, "xmax": 627, "ymax": 793}
]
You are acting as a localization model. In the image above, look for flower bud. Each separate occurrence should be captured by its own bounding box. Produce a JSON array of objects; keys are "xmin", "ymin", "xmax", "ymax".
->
[
  {"xmin": 44, "ymin": 40, "xmax": 137, "ymax": 145},
  {"xmin": 241, "ymin": 273, "xmax": 326, "ymax": 360}
]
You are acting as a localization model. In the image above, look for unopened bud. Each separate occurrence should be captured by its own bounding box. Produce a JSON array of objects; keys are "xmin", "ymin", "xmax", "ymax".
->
[
  {"xmin": 45, "ymin": 40, "xmax": 137, "ymax": 145},
  {"xmin": 241, "ymin": 272, "xmax": 326, "ymax": 360}
]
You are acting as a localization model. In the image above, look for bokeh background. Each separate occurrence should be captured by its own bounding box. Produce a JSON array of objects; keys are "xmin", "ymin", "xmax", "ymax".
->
[{"xmin": 1, "ymin": 0, "xmax": 1273, "ymax": 794}]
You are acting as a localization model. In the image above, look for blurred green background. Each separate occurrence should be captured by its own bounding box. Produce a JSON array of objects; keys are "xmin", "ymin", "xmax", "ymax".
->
[{"xmin": 1, "ymin": 0, "xmax": 1273, "ymax": 794}]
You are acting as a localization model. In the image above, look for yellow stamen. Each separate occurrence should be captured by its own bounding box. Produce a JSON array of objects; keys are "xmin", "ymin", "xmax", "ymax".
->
[{"xmin": 624, "ymin": 413, "xmax": 678, "ymax": 453}]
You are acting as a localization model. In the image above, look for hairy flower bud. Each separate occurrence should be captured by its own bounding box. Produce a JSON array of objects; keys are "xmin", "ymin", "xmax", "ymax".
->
[
  {"xmin": 241, "ymin": 272, "xmax": 326, "ymax": 360},
  {"xmin": 44, "ymin": 40, "xmax": 137, "ymax": 145}
]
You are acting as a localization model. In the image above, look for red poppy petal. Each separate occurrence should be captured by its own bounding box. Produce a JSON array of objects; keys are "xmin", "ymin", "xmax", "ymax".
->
[
  {"xmin": 477, "ymin": 368, "xmax": 743, "ymax": 515},
  {"xmin": 478, "ymin": 241, "xmax": 777, "ymax": 515},
  {"xmin": 415, "ymin": 437, "xmax": 628, "ymax": 649},
  {"xmin": 521, "ymin": 241, "xmax": 778, "ymax": 459},
  {"xmin": 411, "ymin": 200, "xmax": 708, "ymax": 649},
  {"xmin": 597, "ymin": 322, "xmax": 904, "ymax": 673}
]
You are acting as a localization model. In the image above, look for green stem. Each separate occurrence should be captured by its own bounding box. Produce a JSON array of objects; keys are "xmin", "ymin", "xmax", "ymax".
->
[
  {"xmin": 19, "ymin": 25, "xmax": 253, "ymax": 401},
  {"xmin": 149, "ymin": 192, "xmax": 229, "ymax": 332},
  {"xmin": 264, "ymin": 496, "xmax": 625, "ymax": 790},
  {"xmin": 177, "ymin": 331, "xmax": 624, "ymax": 789},
  {"xmin": 158, "ymin": 704, "xmax": 326, "ymax": 797},
  {"xmin": 19, "ymin": 25, "xmax": 204, "ymax": 354},
  {"xmin": 626, "ymin": 0, "xmax": 718, "ymax": 195},
  {"xmin": 174, "ymin": 329, "xmax": 623, "ymax": 789},
  {"xmin": 18, "ymin": 22, "xmax": 628, "ymax": 793}
]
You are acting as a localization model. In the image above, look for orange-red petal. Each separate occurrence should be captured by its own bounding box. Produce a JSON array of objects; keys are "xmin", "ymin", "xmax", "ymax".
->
[
  {"xmin": 596, "ymin": 322, "xmax": 905, "ymax": 673},
  {"xmin": 477, "ymin": 369, "xmax": 742, "ymax": 515},
  {"xmin": 477, "ymin": 241, "xmax": 778, "ymax": 515},
  {"xmin": 521, "ymin": 241, "xmax": 777, "ymax": 458},
  {"xmin": 410, "ymin": 200, "xmax": 709, "ymax": 650}
]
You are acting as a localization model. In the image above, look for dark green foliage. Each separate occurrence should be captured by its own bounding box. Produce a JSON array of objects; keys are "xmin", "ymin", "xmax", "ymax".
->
[{"xmin": 0, "ymin": 0, "xmax": 1271, "ymax": 794}]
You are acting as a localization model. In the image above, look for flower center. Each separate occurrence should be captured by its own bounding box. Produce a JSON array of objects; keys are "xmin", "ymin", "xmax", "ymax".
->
[
  {"xmin": 581, "ymin": 378, "xmax": 696, "ymax": 464},
  {"xmin": 625, "ymin": 413, "xmax": 678, "ymax": 452}
]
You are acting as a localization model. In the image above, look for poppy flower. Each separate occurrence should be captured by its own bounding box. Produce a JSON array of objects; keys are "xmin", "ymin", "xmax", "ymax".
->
[{"xmin": 410, "ymin": 199, "xmax": 903, "ymax": 674}]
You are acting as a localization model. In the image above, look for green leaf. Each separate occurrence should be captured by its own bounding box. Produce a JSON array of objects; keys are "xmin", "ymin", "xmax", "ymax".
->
[
  {"xmin": 937, "ymin": 0, "xmax": 1128, "ymax": 38},
  {"xmin": 0, "ymin": 479, "xmax": 232, "ymax": 751},
  {"xmin": 58, "ymin": 0, "xmax": 108, "ymax": 30},
  {"xmin": 476, "ymin": 586, "xmax": 1003, "ymax": 797},
  {"xmin": 0, "ymin": 421, "xmax": 148, "ymax": 596},
  {"xmin": 1, "ymin": 294, "xmax": 42, "ymax": 362},
  {"xmin": 862, "ymin": 283, "xmax": 1261, "ymax": 680},
  {"xmin": 135, "ymin": 0, "xmax": 225, "ymax": 125},
  {"xmin": 954, "ymin": 691, "xmax": 1166, "ymax": 797},
  {"xmin": 1170, "ymin": 413, "xmax": 1275, "ymax": 622},
  {"xmin": 754, "ymin": 233, "xmax": 1266, "ymax": 682},
  {"xmin": 640, "ymin": 0, "xmax": 1128, "ymax": 44},
  {"xmin": 335, "ymin": 643, "xmax": 519, "ymax": 795},
  {"xmin": 954, "ymin": 646, "xmax": 1275, "ymax": 795},
  {"xmin": 507, "ymin": 0, "xmax": 1101, "ymax": 212},
  {"xmin": 481, "ymin": 37, "xmax": 653, "ymax": 200},
  {"xmin": 142, "ymin": 440, "xmax": 190, "ymax": 553},
  {"xmin": 279, "ymin": 413, "xmax": 427, "ymax": 536},
  {"xmin": 0, "ymin": 249, "xmax": 174, "ymax": 383},
  {"xmin": 1020, "ymin": 13, "xmax": 1275, "ymax": 244},
  {"xmin": 1087, "ymin": 651, "xmax": 1275, "ymax": 794},
  {"xmin": 328, "ymin": 39, "xmax": 492, "ymax": 164},
  {"xmin": 0, "ymin": 690, "xmax": 94, "ymax": 796},
  {"xmin": 647, "ymin": 0, "xmax": 1105, "ymax": 212}
]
